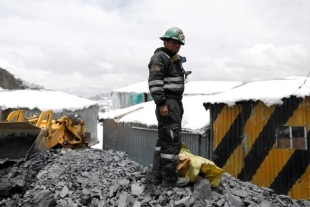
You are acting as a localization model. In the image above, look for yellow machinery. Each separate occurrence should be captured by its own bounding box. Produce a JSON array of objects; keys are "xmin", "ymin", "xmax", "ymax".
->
[{"xmin": 0, "ymin": 110, "xmax": 90, "ymax": 162}]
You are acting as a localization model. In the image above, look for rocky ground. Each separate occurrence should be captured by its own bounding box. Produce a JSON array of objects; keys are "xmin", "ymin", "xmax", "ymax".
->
[{"xmin": 0, "ymin": 148, "xmax": 309, "ymax": 207}]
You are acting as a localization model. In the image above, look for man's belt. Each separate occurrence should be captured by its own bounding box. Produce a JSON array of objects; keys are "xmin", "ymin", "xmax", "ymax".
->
[{"xmin": 166, "ymin": 94, "xmax": 183, "ymax": 100}]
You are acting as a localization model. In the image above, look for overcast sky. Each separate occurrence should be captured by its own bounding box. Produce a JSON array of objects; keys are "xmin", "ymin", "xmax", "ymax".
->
[{"xmin": 0, "ymin": 0, "xmax": 309, "ymax": 97}]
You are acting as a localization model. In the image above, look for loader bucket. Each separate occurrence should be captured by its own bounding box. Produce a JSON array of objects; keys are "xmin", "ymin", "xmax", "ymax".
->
[{"xmin": 0, "ymin": 122, "xmax": 44, "ymax": 162}]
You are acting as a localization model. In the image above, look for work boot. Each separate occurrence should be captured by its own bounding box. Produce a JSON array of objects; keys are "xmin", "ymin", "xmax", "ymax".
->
[
  {"xmin": 162, "ymin": 177, "xmax": 189, "ymax": 187},
  {"xmin": 152, "ymin": 149, "xmax": 162, "ymax": 185},
  {"xmin": 152, "ymin": 178, "xmax": 162, "ymax": 185}
]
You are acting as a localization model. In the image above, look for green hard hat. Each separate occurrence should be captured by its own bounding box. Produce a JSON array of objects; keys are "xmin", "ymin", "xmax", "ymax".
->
[{"xmin": 160, "ymin": 27, "xmax": 185, "ymax": 45}]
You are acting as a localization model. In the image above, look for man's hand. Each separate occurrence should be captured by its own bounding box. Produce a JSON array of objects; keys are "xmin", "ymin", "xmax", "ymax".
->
[{"xmin": 160, "ymin": 105, "xmax": 168, "ymax": 117}]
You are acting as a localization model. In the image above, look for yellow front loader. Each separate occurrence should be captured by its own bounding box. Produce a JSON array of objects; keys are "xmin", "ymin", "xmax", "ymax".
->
[{"xmin": 0, "ymin": 110, "xmax": 91, "ymax": 162}]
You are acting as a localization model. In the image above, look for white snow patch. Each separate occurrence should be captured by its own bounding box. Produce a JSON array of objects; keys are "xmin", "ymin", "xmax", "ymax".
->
[
  {"xmin": 204, "ymin": 78, "xmax": 310, "ymax": 106},
  {"xmin": 91, "ymin": 122, "xmax": 104, "ymax": 149}
]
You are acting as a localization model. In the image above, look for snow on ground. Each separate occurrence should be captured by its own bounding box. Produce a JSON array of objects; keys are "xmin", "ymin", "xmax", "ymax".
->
[
  {"xmin": 91, "ymin": 122, "xmax": 104, "ymax": 149},
  {"xmin": 0, "ymin": 90, "xmax": 97, "ymax": 112},
  {"xmin": 204, "ymin": 77, "xmax": 310, "ymax": 106}
]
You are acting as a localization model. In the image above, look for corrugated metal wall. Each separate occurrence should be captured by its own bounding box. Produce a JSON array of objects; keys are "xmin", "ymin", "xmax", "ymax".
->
[
  {"xmin": 206, "ymin": 97, "xmax": 310, "ymax": 200},
  {"xmin": 102, "ymin": 119, "xmax": 211, "ymax": 167},
  {"xmin": 0, "ymin": 105, "xmax": 99, "ymax": 145}
]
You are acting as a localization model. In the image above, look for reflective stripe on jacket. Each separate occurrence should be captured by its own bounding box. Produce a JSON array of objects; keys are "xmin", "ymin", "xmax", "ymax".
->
[{"xmin": 148, "ymin": 48, "xmax": 185, "ymax": 106}]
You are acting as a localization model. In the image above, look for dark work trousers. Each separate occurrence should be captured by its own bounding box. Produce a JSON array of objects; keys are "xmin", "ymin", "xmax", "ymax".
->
[{"xmin": 152, "ymin": 98, "xmax": 183, "ymax": 182}]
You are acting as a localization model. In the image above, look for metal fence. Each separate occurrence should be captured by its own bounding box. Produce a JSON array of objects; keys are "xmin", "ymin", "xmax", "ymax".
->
[{"xmin": 102, "ymin": 119, "xmax": 211, "ymax": 166}]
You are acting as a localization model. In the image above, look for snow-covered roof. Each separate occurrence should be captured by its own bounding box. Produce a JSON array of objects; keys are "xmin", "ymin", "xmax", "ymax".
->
[
  {"xmin": 98, "ymin": 77, "xmax": 310, "ymax": 134},
  {"xmin": 99, "ymin": 95, "xmax": 209, "ymax": 134},
  {"xmin": 204, "ymin": 77, "xmax": 310, "ymax": 106},
  {"xmin": 113, "ymin": 81, "xmax": 243, "ymax": 95},
  {"xmin": 184, "ymin": 81, "xmax": 243, "ymax": 95},
  {"xmin": 0, "ymin": 90, "xmax": 98, "ymax": 112},
  {"xmin": 113, "ymin": 81, "xmax": 149, "ymax": 93}
]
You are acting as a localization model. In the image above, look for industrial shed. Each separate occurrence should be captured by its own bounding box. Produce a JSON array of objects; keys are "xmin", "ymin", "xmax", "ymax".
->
[
  {"xmin": 203, "ymin": 77, "xmax": 310, "ymax": 200},
  {"xmin": 0, "ymin": 90, "xmax": 100, "ymax": 145}
]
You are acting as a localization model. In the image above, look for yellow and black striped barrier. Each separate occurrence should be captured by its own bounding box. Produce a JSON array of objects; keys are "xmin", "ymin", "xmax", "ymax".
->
[{"xmin": 204, "ymin": 96, "xmax": 310, "ymax": 200}]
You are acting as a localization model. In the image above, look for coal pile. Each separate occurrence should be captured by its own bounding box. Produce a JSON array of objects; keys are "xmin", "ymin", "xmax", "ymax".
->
[{"xmin": 0, "ymin": 148, "xmax": 310, "ymax": 207}]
